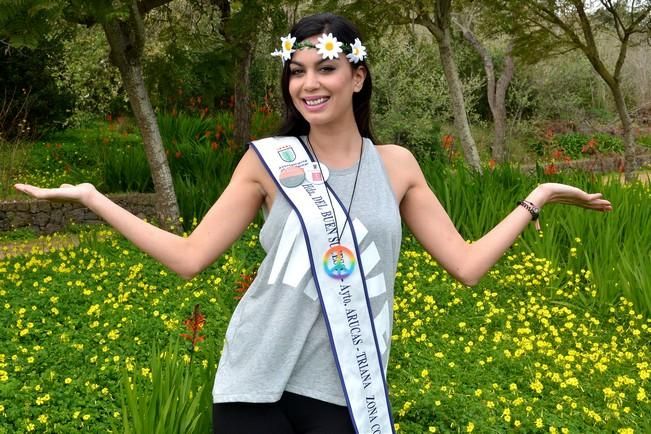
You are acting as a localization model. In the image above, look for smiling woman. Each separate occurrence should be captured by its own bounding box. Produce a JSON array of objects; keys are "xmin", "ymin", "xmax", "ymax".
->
[{"xmin": 13, "ymin": 11, "xmax": 612, "ymax": 434}]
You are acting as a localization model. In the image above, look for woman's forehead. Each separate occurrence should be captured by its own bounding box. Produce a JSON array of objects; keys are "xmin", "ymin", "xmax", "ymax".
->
[{"xmin": 290, "ymin": 45, "xmax": 343, "ymax": 66}]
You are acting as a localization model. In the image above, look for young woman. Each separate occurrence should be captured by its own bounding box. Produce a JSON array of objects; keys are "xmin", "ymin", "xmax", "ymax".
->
[{"xmin": 14, "ymin": 12, "xmax": 612, "ymax": 434}]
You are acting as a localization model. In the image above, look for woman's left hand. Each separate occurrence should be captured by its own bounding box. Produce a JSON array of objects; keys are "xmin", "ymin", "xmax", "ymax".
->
[{"xmin": 534, "ymin": 183, "xmax": 613, "ymax": 212}]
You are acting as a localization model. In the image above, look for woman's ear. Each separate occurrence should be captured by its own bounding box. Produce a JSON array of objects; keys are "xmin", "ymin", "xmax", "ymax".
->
[{"xmin": 353, "ymin": 65, "xmax": 367, "ymax": 93}]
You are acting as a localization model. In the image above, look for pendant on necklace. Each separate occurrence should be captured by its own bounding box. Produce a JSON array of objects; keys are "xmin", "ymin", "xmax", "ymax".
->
[
  {"xmin": 306, "ymin": 161, "xmax": 329, "ymax": 184},
  {"xmin": 323, "ymin": 245, "xmax": 356, "ymax": 280}
]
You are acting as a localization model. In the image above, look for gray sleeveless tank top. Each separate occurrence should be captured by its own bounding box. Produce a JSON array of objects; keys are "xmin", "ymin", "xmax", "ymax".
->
[{"xmin": 212, "ymin": 137, "xmax": 402, "ymax": 406}]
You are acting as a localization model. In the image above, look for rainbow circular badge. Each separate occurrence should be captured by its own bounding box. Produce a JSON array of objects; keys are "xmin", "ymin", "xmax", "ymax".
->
[{"xmin": 323, "ymin": 245, "xmax": 356, "ymax": 280}]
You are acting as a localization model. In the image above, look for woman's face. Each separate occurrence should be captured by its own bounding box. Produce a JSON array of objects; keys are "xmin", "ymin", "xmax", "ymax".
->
[{"xmin": 287, "ymin": 35, "xmax": 366, "ymax": 129}]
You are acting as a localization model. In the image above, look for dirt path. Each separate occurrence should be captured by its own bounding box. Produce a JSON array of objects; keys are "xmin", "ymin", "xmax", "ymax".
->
[{"xmin": 0, "ymin": 234, "xmax": 80, "ymax": 260}]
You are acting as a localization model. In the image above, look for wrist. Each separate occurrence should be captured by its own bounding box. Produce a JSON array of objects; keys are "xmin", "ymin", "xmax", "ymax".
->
[
  {"xmin": 81, "ymin": 184, "xmax": 100, "ymax": 208},
  {"xmin": 525, "ymin": 184, "xmax": 550, "ymax": 208}
]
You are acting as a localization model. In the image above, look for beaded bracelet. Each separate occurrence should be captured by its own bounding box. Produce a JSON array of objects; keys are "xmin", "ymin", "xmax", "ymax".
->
[{"xmin": 517, "ymin": 200, "xmax": 541, "ymax": 231}]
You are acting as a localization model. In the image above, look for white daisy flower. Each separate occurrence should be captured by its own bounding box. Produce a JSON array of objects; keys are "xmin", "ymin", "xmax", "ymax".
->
[
  {"xmin": 346, "ymin": 38, "xmax": 367, "ymax": 63},
  {"xmin": 316, "ymin": 33, "xmax": 343, "ymax": 60},
  {"xmin": 280, "ymin": 34, "xmax": 296, "ymax": 61}
]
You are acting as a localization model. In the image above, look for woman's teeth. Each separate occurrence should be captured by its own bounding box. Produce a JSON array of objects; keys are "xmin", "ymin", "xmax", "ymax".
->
[{"xmin": 305, "ymin": 97, "xmax": 328, "ymax": 106}]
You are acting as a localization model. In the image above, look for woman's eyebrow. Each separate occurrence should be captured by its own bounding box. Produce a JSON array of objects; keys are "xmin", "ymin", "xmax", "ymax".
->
[{"xmin": 289, "ymin": 58, "xmax": 331, "ymax": 67}]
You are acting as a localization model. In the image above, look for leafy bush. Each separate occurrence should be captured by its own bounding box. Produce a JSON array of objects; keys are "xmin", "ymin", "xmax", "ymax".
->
[
  {"xmin": 0, "ymin": 37, "xmax": 75, "ymax": 140},
  {"xmin": 638, "ymin": 134, "xmax": 651, "ymax": 149},
  {"xmin": 53, "ymin": 27, "xmax": 127, "ymax": 125},
  {"xmin": 371, "ymin": 32, "xmax": 482, "ymax": 158},
  {"xmin": 556, "ymin": 133, "xmax": 590, "ymax": 158}
]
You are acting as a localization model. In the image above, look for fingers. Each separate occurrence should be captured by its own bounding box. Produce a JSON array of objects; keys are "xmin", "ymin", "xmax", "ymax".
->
[
  {"xmin": 14, "ymin": 183, "xmax": 38, "ymax": 197},
  {"xmin": 14, "ymin": 183, "xmax": 59, "ymax": 200}
]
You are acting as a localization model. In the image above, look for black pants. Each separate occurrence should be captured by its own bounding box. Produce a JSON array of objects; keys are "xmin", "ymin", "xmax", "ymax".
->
[{"xmin": 212, "ymin": 391, "xmax": 355, "ymax": 434}]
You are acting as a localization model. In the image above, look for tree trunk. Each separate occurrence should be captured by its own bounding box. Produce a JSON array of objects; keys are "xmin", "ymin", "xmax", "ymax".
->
[
  {"xmin": 102, "ymin": 18, "xmax": 181, "ymax": 231},
  {"xmin": 610, "ymin": 80, "xmax": 636, "ymax": 182},
  {"xmin": 233, "ymin": 43, "xmax": 254, "ymax": 147},
  {"xmin": 457, "ymin": 20, "xmax": 514, "ymax": 164},
  {"xmin": 492, "ymin": 50, "xmax": 514, "ymax": 163},
  {"xmin": 437, "ymin": 28, "xmax": 482, "ymax": 172}
]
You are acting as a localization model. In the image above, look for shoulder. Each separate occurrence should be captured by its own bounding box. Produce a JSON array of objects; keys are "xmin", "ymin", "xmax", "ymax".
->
[
  {"xmin": 373, "ymin": 143, "xmax": 422, "ymax": 204},
  {"xmin": 375, "ymin": 143, "xmax": 420, "ymax": 175},
  {"xmin": 375, "ymin": 143, "xmax": 413, "ymax": 159}
]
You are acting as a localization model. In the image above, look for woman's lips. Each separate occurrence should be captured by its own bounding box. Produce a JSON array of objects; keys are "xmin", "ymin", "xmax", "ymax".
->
[{"xmin": 303, "ymin": 96, "xmax": 330, "ymax": 111}]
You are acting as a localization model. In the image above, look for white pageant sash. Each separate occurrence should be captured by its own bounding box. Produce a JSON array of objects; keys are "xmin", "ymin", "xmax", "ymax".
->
[{"xmin": 250, "ymin": 137, "xmax": 395, "ymax": 434}]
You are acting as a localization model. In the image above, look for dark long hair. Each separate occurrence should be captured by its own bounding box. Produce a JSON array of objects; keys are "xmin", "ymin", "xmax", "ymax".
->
[{"xmin": 276, "ymin": 13, "xmax": 378, "ymax": 144}]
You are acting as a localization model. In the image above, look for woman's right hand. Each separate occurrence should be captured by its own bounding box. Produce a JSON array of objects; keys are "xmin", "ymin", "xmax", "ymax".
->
[{"xmin": 14, "ymin": 182, "xmax": 97, "ymax": 205}]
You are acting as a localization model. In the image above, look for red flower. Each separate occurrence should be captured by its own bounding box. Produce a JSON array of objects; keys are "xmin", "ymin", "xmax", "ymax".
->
[
  {"xmin": 235, "ymin": 272, "xmax": 256, "ymax": 300},
  {"xmin": 442, "ymin": 134, "xmax": 454, "ymax": 150},
  {"xmin": 582, "ymin": 137, "xmax": 598, "ymax": 154},
  {"xmin": 488, "ymin": 159, "xmax": 496, "ymax": 171},
  {"xmin": 211, "ymin": 141, "xmax": 219, "ymax": 151},
  {"xmin": 550, "ymin": 149, "xmax": 564, "ymax": 160},
  {"xmin": 175, "ymin": 150, "xmax": 182, "ymax": 159},
  {"xmin": 544, "ymin": 163, "xmax": 558, "ymax": 175},
  {"xmin": 180, "ymin": 304, "xmax": 206, "ymax": 348}
]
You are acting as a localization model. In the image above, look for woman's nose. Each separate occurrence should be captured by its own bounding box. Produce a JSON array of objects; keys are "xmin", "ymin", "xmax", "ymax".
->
[{"xmin": 303, "ymin": 70, "xmax": 320, "ymax": 90}]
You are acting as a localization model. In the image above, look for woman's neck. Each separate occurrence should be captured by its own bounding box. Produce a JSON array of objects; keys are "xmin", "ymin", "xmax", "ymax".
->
[{"xmin": 307, "ymin": 123, "xmax": 363, "ymax": 169}]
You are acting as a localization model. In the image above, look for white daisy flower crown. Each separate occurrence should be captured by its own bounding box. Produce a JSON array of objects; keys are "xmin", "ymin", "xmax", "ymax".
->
[{"xmin": 271, "ymin": 32, "xmax": 367, "ymax": 64}]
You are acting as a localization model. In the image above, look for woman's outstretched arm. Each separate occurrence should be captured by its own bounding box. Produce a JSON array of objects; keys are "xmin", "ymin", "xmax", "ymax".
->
[
  {"xmin": 14, "ymin": 148, "xmax": 266, "ymax": 280},
  {"xmin": 382, "ymin": 146, "xmax": 612, "ymax": 286}
]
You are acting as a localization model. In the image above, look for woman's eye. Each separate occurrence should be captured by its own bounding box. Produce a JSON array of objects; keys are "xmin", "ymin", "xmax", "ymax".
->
[
  {"xmin": 290, "ymin": 69, "xmax": 304, "ymax": 75},
  {"xmin": 320, "ymin": 66, "xmax": 335, "ymax": 72}
]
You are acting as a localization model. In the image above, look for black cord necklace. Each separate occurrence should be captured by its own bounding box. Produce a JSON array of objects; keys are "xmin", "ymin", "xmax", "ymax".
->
[{"xmin": 306, "ymin": 135, "xmax": 364, "ymax": 245}]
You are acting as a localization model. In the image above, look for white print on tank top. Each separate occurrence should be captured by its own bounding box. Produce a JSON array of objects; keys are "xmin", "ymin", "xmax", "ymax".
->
[{"xmin": 267, "ymin": 210, "xmax": 391, "ymax": 362}]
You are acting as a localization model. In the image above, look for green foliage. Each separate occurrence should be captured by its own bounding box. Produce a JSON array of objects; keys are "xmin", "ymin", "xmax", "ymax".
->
[
  {"xmin": 421, "ymin": 158, "xmax": 651, "ymax": 315},
  {"xmin": 638, "ymin": 135, "xmax": 651, "ymax": 149},
  {"xmin": 160, "ymin": 110, "xmax": 279, "ymax": 229},
  {"xmin": 0, "ymin": 37, "xmax": 76, "ymax": 139},
  {"xmin": 371, "ymin": 32, "xmax": 482, "ymax": 156},
  {"xmin": 390, "ymin": 234, "xmax": 650, "ymax": 433},
  {"xmin": 97, "ymin": 126, "xmax": 153, "ymax": 193},
  {"xmin": 0, "ymin": 224, "xmax": 258, "ymax": 432},
  {"xmin": 519, "ymin": 56, "xmax": 606, "ymax": 122},
  {"xmin": 3, "ymin": 114, "xmax": 279, "ymax": 228},
  {"xmin": 1, "ymin": 220, "xmax": 649, "ymax": 432},
  {"xmin": 118, "ymin": 338, "xmax": 214, "ymax": 434},
  {"xmin": 142, "ymin": 4, "xmax": 232, "ymax": 114},
  {"xmin": 53, "ymin": 26, "xmax": 127, "ymax": 125}
]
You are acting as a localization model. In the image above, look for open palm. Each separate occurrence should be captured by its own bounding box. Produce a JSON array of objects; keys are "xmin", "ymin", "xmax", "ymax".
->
[
  {"xmin": 541, "ymin": 183, "xmax": 612, "ymax": 212},
  {"xmin": 14, "ymin": 183, "xmax": 97, "ymax": 204}
]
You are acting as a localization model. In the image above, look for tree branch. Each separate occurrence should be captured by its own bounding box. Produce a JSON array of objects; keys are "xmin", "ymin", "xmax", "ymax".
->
[
  {"xmin": 130, "ymin": 0, "xmax": 146, "ymax": 58},
  {"xmin": 530, "ymin": 2, "xmax": 588, "ymax": 52},
  {"xmin": 137, "ymin": 0, "xmax": 174, "ymax": 16},
  {"xmin": 453, "ymin": 16, "xmax": 496, "ymax": 110},
  {"xmin": 599, "ymin": 0, "xmax": 626, "ymax": 40},
  {"xmin": 415, "ymin": 13, "xmax": 444, "ymax": 41}
]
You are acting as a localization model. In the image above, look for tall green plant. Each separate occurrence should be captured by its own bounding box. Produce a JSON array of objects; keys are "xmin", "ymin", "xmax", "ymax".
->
[
  {"xmin": 118, "ymin": 338, "xmax": 214, "ymax": 434},
  {"xmin": 421, "ymin": 159, "xmax": 651, "ymax": 315}
]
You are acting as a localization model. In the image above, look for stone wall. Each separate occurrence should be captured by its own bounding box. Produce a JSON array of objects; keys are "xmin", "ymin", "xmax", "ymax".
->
[{"xmin": 0, "ymin": 193, "xmax": 158, "ymax": 234}]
